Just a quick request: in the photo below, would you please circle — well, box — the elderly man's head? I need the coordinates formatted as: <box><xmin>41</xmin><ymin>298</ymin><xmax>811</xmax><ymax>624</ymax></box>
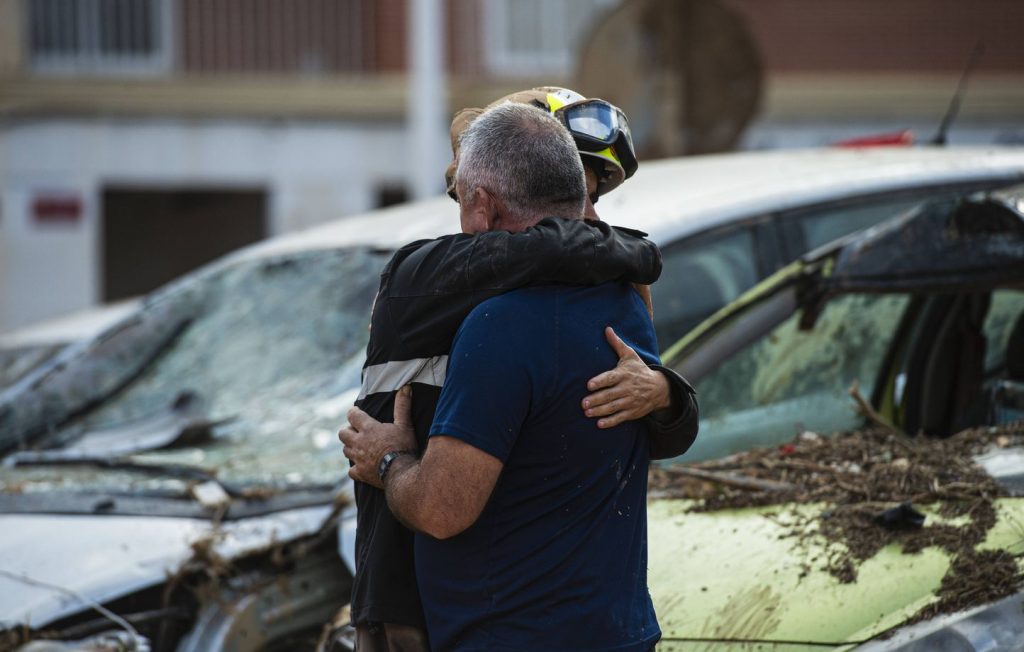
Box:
<box><xmin>455</xmin><ymin>102</ymin><xmax>586</xmax><ymax>234</ymax></box>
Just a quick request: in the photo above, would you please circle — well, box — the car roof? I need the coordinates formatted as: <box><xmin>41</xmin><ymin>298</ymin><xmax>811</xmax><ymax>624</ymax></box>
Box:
<box><xmin>241</xmin><ymin>145</ymin><xmax>1024</xmax><ymax>262</ymax></box>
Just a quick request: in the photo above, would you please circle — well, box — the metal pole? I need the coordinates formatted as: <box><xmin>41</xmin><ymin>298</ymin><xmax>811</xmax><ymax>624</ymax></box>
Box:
<box><xmin>408</xmin><ymin>0</ymin><xmax>447</xmax><ymax>200</ymax></box>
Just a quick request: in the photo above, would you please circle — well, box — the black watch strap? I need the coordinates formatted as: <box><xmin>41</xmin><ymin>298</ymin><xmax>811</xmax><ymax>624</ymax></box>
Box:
<box><xmin>378</xmin><ymin>450</ymin><xmax>413</xmax><ymax>482</ymax></box>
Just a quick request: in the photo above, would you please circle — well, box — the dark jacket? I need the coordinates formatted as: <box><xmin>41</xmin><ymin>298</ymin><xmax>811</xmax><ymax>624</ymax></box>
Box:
<box><xmin>350</xmin><ymin>217</ymin><xmax>698</xmax><ymax>627</ymax></box>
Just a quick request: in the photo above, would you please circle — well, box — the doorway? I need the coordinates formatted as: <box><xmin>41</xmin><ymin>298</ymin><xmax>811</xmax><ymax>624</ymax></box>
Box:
<box><xmin>102</xmin><ymin>186</ymin><xmax>267</xmax><ymax>301</ymax></box>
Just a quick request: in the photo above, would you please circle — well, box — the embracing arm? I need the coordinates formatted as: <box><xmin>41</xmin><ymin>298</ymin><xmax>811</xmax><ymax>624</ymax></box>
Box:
<box><xmin>387</xmin><ymin>218</ymin><xmax>662</xmax><ymax>364</ymax></box>
<box><xmin>582</xmin><ymin>327</ymin><xmax>699</xmax><ymax>459</ymax></box>
<box><xmin>390</xmin><ymin>219</ymin><xmax>660</xmax><ymax>304</ymax></box>
<box><xmin>339</xmin><ymin>382</ymin><xmax>503</xmax><ymax>539</ymax></box>
<box><xmin>640</xmin><ymin>365</ymin><xmax>699</xmax><ymax>459</ymax></box>
<box><xmin>384</xmin><ymin>436</ymin><xmax>502</xmax><ymax>540</ymax></box>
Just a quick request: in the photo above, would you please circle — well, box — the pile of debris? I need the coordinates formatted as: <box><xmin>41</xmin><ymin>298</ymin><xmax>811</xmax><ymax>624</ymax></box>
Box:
<box><xmin>649</xmin><ymin>421</ymin><xmax>1024</xmax><ymax>619</ymax></box>
<box><xmin>649</xmin><ymin>424</ymin><xmax>1018</xmax><ymax>511</ymax></box>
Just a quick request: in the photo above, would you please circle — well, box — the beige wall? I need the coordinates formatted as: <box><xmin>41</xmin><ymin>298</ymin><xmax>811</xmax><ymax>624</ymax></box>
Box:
<box><xmin>0</xmin><ymin>0</ymin><xmax>22</xmax><ymax>75</ymax></box>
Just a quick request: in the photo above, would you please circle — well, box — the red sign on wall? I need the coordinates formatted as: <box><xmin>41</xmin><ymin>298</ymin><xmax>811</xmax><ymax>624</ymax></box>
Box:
<box><xmin>32</xmin><ymin>195</ymin><xmax>83</xmax><ymax>225</ymax></box>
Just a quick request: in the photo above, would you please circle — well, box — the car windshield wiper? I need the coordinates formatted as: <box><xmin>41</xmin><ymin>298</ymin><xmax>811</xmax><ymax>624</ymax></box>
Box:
<box><xmin>5</xmin><ymin>455</ymin><xmax>237</xmax><ymax>491</ymax></box>
<box><xmin>5</xmin><ymin>391</ymin><xmax>231</xmax><ymax>466</ymax></box>
<box><xmin>0</xmin><ymin>456</ymin><xmax>342</xmax><ymax>520</ymax></box>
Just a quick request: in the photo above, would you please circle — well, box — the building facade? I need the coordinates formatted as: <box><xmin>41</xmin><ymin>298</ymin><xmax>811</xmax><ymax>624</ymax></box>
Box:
<box><xmin>0</xmin><ymin>0</ymin><xmax>618</xmax><ymax>332</ymax></box>
<box><xmin>1</xmin><ymin>0</ymin><xmax>1021</xmax><ymax>333</ymax></box>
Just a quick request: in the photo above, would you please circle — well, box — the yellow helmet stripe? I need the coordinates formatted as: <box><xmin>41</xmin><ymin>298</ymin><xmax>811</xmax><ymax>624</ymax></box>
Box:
<box><xmin>589</xmin><ymin>146</ymin><xmax>622</xmax><ymax>167</ymax></box>
<box><xmin>545</xmin><ymin>93</ymin><xmax>568</xmax><ymax>112</ymax></box>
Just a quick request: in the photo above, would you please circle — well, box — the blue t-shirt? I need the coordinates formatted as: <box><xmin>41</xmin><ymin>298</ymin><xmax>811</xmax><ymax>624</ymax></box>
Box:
<box><xmin>417</xmin><ymin>284</ymin><xmax>661</xmax><ymax>652</ymax></box>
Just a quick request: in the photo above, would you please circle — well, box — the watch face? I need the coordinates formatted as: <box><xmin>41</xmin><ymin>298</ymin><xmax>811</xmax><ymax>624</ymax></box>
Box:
<box><xmin>378</xmin><ymin>450</ymin><xmax>415</xmax><ymax>482</ymax></box>
<box><xmin>378</xmin><ymin>451</ymin><xmax>405</xmax><ymax>482</ymax></box>
<box><xmin>378</xmin><ymin>453</ymin><xmax>393</xmax><ymax>481</ymax></box>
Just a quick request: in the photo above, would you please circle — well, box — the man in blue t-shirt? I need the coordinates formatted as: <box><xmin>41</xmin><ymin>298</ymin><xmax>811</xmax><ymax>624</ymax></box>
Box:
<box><xmin>417</xmin><ymin>284</ymin><xmax>660</xmax><ymax>651</ymax></box>
<box><xmin>341</xmin><ymin>102</ymin><xmax>661</xmax><ymax>650</ymax></box>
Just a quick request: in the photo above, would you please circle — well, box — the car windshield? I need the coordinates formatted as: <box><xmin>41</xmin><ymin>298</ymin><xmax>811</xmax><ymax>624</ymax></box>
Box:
<box><xmin>671</xmin><ymin>283</ymin><xmax>1024</xmax><ymax>463</ymax></box>
<box><xmin>0</xmin><ymin>247</ymin><xmax>387</xmax><ymax>498</ymax></box>
<box><xmin>677</xmin><ymin>292</ymin><xmax>911</xmax><ymax>461</ymax></box>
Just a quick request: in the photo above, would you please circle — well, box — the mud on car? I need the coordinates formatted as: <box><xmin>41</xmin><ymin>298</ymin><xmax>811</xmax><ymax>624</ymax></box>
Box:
<box><xmin>651</xmin><ymin>184</ymin><xmax>1024</xmax><ymax>650</ymax></box>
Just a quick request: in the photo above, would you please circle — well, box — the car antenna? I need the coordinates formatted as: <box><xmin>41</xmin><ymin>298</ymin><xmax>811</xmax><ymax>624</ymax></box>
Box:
<box><xmin>931</xmin><ymin>40</ymin><xmax>985</xmax><ymax>146</ymax></box>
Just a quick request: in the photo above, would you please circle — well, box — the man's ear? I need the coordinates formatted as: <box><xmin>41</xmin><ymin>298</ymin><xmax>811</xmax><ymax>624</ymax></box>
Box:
<box><xmin>465</xmin><ymin>187</ymin><xmax>500</xmax><ymax>233</ymax></box>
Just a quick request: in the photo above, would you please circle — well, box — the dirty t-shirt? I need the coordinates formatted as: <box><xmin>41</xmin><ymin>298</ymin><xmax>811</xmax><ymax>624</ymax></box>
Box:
<box><xmin>418</xmin><ymin>284</ymin><xmax>661</xmax><ymax>652</ymax></box>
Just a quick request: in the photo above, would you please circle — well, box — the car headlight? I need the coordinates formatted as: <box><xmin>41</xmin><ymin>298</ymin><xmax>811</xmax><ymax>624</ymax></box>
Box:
<box><xmin>855</xmin><ymin>591</ymin><xmax>1024</xmax><ymax>651</ymax></box>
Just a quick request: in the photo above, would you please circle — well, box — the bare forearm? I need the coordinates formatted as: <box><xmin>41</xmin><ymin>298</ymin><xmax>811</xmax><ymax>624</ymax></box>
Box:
<box><xmin>384</xmin><ymin>449</ymin><xmax>491</xmax><ymax>540</ymax></box>
<box><xmin>383</xmin><ymin>455</ymin><xmax>434</xmax><ymax>534</ymax></box>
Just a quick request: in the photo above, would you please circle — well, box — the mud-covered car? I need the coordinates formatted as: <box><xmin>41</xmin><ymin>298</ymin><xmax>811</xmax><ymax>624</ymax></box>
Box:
<box><xmin>2</xmin><ymin>147</ymin><xmax>1024</xmax><ymax>651</ymax></box>
<box><xmin>651</xmin><ymin>184</ymin><xmax>1024</xmax><ymax>649</ymax></box>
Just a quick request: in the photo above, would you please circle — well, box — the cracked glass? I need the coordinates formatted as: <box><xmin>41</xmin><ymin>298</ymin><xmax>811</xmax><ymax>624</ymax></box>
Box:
<box><xmin>683</xmin><ymin>293</ymin><xmax>911</xmax><ymax>461</ymax></box>
<box><xmin>1</xmin><ymin>247</ymin><xmax>388</xmax><ymax>497</ymax></box>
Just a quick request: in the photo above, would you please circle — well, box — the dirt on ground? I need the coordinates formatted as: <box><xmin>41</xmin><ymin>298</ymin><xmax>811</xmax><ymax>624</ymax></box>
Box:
<box><xmin>648</xmin><ymin>421</ymin><xmax>1024</xmax><ymax>621</ymax></box>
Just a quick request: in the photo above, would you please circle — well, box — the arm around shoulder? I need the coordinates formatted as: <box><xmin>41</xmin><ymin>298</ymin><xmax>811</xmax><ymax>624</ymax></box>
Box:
<box><xmin>391</xmin><ymin>219</ymin><xmax>662</xmax><ymax>298</ymax></box>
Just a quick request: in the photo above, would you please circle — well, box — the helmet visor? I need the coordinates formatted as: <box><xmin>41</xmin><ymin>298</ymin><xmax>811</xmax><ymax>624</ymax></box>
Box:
<box><xmin>558</xmin><ymin>100</ymin><xmax>635</xmax><ymax>153</ymax></box>
<box><xmin>556</xmin><ymin>99</ymin><xmax>638</xmax><ymax>181</ymax></box>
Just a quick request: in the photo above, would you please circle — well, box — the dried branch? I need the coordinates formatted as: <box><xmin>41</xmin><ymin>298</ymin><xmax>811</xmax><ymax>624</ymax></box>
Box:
<box><xmin>848</xmin><ymin>379</ymin><xmax>906</xmax><ymax>436</ymax></box>
<box><xmin>662</xmin><ymin>466</ymin><xmax>796</xmax><ymax>492</ymax></box>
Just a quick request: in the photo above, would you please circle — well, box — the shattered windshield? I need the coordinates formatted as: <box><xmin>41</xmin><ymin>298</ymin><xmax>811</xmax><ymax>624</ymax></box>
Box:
<box><xmin>1</xmin><ymin>247</ymin><xmax>387</xmax><ymax>497</ymax></box>
<box><xmin>679</xmin><ymin>293</ymin><xmax>911</xmax><ymax>461</ymax></box>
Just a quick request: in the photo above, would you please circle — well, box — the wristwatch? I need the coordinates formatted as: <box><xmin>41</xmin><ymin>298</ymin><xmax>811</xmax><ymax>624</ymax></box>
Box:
<box><xmin>378</xmin><ymin>450</ymin><xmax>412</xmax><ymax>483</ymax></box>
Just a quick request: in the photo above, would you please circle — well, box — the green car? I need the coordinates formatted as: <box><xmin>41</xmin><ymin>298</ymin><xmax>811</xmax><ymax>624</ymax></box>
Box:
<box><xmin>649</xmin><ymin>185</ymin><xmax>1024</xmax><ymax>649</ymax></box>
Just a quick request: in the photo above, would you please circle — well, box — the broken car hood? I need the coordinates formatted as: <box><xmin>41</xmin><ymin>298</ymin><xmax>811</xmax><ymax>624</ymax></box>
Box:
<box><xmin>0</xmin><ymin>505</ymin><xmax>333</xmax><ymax>629</ymax></box>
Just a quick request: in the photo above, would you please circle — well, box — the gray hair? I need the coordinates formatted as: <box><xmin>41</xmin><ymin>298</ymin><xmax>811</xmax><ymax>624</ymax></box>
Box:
<box><xmin>455</xmin><ymin>102</ymin><xmax>586</xmax><ymax>224</ymax></box>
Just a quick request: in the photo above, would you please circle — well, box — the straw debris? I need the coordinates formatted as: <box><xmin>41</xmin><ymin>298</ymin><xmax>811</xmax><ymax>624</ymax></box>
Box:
<box><xmin>649</xmin><ymin>422</ymin><xmax>1024</xmax><ymax>620</ymax></box>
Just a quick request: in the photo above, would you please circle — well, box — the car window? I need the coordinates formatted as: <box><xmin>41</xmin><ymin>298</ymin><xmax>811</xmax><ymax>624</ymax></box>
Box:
<box><xmin>653</xmin><ymin>185</ymin><xmax>1016</xmax><ymax>351</ymax></box>
<box><xmin>652</xmin><ymin>226</ymin><xmax>760</xmax><ymax>349</ymax></box>
<box><xmin>793</xmin><ymin>187</ymin><xmax>1008</xmax><ymax>253</ymax></box>
<box><xmin>798</xmin><ymin>197</ymin><xmax>926</xmax><ymax>251</ymax></box>
<box><xmin>983</xmin><ymin>289</ymin><xmax>1024</xmax><ymax>374</ymax></box>
<box><xmin>678</xmin><ymin>293</ymin><xmax>910</xmax><ymax>461</ymax></box>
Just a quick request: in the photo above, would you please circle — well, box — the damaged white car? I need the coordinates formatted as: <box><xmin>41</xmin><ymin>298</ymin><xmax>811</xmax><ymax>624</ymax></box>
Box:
<box><xmin>0</xmin><ymin>244</ymin><xmax>387</xmax><ymax>650</ymax></box>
